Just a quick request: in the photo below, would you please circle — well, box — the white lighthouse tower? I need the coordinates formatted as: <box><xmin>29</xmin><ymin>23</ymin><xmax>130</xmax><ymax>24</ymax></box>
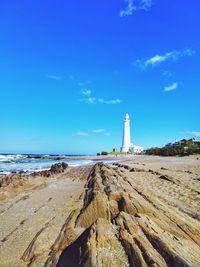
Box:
<box><xmin>120</xmin><ymin>112</ymin><xmax>144</xmax><ymax>154</ymax></box>
<box><xmin>121</xmin><ymin>113</ymin><xmax>132</xmax><ymax>152</ymax></box>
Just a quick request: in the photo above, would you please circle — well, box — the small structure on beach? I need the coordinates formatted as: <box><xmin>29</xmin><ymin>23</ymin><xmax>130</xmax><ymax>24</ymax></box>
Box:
<box><xmin>120</xmin><ymin>113</ymin><xmax>143</xmax><ymax>154</ymax></box>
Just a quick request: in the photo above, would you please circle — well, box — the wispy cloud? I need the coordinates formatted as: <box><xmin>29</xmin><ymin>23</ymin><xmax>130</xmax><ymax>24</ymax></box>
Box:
<box><xmin>75</xmin><ymin>131</ymin><xmax>90</xmax><ymax>137</ymax></box>
<box><xmin>80</xmin><ymin>97</ymin><xmax>96</xmax><ymax>104</ymax></box>
<box><xmin>120</xmin><ymin>0</ymin><xmax>152</xmax><ymax>17</ymax></box>
<box><xmin>79</xmin><ymin>90</ymin><xmax>122</xmax><ymax>105</ymax></box>
<box><xmin>134</xmin><ymin>49</ymin><xmax>195</xmax><ymax>70</ymax></box>
<box><xmin>78</xmin><ymin>80</ymin><xmax>91</xmax><ymax>87</ymax></box>
<box><xmin>97</xmin><ymin>98</ymin><xmax>122</xmax><ymax>104</ymax></box>
<box><xmin>80</xmin><ymin>98</ymin><xmax>122</xmax><ymax>105</ymax></box>
<box><xmin>93</xmin><ymin>129</ymin><xmax>105</xmax><ymax>133</ymax></box>
<box><xmin>82</xmin><ymin>89</ymin><xmax>92</xmax><ymax>96</ymax></box>
<box><xmin>186</xmin><ymin>131</ymin><xmax>200</xmax><ymax>137</ymax></box>
<box><xmin>164</xmin><ymin>82</ymin><xmax>178</xmax><ymax>92</ymax></box>
<box><xmin>46</xmin><ymin>74</ymin><xmax>61</xmax><ymax>80</ymax></box>
<box><xmin>74</xmin><ymin>129</ymin><xmax>111</xmax><ymax>137</ymax></box>
<box><xmin>162</xmin><ymin>70</ymin><xmax>174</xmax><ymax>77</ymax></box>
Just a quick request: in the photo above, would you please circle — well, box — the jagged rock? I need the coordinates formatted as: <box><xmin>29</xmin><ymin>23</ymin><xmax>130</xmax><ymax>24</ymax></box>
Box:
<box><xmin>0</xmin><ymin>163</ymin><xmax>69</xmax><ymax>187</ymax></box>
<box><xmin>32</xmin><ymin>162</ymin><xmax>68</xmax><ymax>177</ymax></box>
<box><xmin>43</xmin><ymin>163</ymin><xmax>200</xmax><ymax>267</ymax></box>
<box><xmin>50</xmin><ymin>162</ymin><xmax>68</xmax><ymax>172</ymax></box>
<box><xmin>57</xmin><ymin>218</ymin><xmax>130</xmax><ymax>267</ymax></box>
<box><xmin>0</xmin><ymin>173</ymin><xmax>26</xmax><ymax>188</ymax></box>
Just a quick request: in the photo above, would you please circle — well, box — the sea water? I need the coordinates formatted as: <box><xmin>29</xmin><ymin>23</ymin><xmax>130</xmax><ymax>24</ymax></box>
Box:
<box><xmin>0</xmin><ymin>154</ymin><xmax>116</xmax><ymax>175</ymax></box>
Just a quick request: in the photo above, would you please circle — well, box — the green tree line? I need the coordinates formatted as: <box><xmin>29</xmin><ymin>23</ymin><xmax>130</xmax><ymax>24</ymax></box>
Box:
<box><xmin>145</xmin><ymin>139</ymin><xmax>200</xmax><ymax>156</ymax></box>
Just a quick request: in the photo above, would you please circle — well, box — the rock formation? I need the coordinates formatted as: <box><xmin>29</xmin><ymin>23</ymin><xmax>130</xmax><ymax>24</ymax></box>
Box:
<box><xmin>44</xmin><ymin>163</ymin><xmax>200</xmax><ymax>267</ymax></box>
<box><xmin>0</xmin><ymin>173</ymin><xmax>27</xmax><ymax>188</ymax></box>
<box><xmin>32</xmin><ymin>162</ymin><xmax>68</xmax><ymax>177</ymax></box>
<box><xmin>0</xmin><ymin>163</ymin><xmax>68</xmax><ymax>190</ymax></box>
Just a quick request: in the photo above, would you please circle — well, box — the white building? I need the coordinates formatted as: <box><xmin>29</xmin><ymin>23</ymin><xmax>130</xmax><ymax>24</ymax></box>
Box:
<box><xmin>120</xmin><ymin>113</ymin><xmax>144</xmax><ymax>154</ymax></box>
<box><xmin>130</xmin><ymin>145</ymin><xmax>144</xmax><ymax>154</ymax></box>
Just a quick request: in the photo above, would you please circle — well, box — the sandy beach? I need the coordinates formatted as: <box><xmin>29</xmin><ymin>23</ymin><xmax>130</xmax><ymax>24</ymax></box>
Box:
<box><xmin>0</xmin><ymin>155</ymin><xmax>200</xmax><ymax>266</ymax></box>
<box><xmin>0</xmin><ymin>166</ymin><xmax>91</xmax><ymax>267</ymax></box>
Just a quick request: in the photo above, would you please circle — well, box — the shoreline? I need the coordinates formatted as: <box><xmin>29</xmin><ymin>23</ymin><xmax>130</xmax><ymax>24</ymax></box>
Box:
<box><xmin>0</xmin><ymin>154</ymin><xmax>199</xmax><ymax>177</ymax></box>
<box><xmin>0</xmin><ymin>154</ymin><xmax>125</xmax><ymax>177</ymax></box>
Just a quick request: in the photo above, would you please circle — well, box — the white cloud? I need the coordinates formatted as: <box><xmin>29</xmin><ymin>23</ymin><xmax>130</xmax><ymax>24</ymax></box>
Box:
<box><xmin>79</xmin><ymin>88</ymin><xmax>122</xmax><ymax>105</ymax></box>
<box><xmin>80</xmin><ymin>97</ymin><xmax>96</xmax><ymax>104</ymax></box>
<box><xmin>120</xmin><ymin>0</ymin><xmax>152</xmax><ymax>17</ymax></box>
<box><xmin>78</xmin><ymin>80</ymin><xmax>91</xmax><ymax>86</ymax></box>
<box><xmin>164</xmin><ymin>82</ymin><xmax>178</xmax><ymax>92</ymax></box>
<box><xmin>46</xmin><ymin>74</ymin><xmax>61</xmax><ymax>80</ymax></box>
<box><xmin>79</xmin><ymin>90</ymin><xmax>123</xmax><ymax>105</ymax></box>
<box><xmin>97</xmin><ymin>98</ymin><xmax>122</xmax><ymax>104</ymax></box>
<box><xmin>79</xmin><ymin>96</ymin><xmax>122</xmax><ymax>105</ymax></box>
<box><xmin>82</xmin><ymin>89</ymin><xmax>92</xmax><ymax>96</ymax></box>
<box><xmin>74</xmin><ymin>129</ymin><xmax>111</xmax><ymax>137</ymax></box>
<box><xmin>93</xmin><ymin>129</ymin><xmax>105</xmax><ymax>133</ymax></box>
<box><xmin>75</xmin><ymin>131</ymin><xmax>89</xmax><ymax>137</ymax></box>
<box><xmin>186</xmin><ymin>131</ymin><xmax>200</xmax><ymax>137</ymax></box>
<box><xmin>134</xmin><ymin>49</ymin><xmax>195</xmax><ymax>70</ymax></box>
<box><xmin>162</xmin><ymin>70</ymin><xmax>174</xmax><ymax>77</ymax></box>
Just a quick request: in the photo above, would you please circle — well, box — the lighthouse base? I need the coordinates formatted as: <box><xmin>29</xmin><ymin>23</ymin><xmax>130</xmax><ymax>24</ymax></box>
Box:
<box><xmin>121</xmin><ymin>144</ymin><xmax>144</xmax><ymax>154</ymax></box>
<box><xmin>120</xmin><ymin>144</ymin><xmax>134</xmax><ymax>153</ymax></box>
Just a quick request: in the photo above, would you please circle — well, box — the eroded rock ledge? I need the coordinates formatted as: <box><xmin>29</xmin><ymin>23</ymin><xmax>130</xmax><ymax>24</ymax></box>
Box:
<box><xmin>32</xmin><ymin>162</ymin><xmax>69</xmax><ymax>177</ymax></box>
<box><xmin>0</xmin><ymin>163</ymin><xmax>69</xmax><ymax>189</ymax></box>
<box><xmin>36</xmin><ymin>163</ymin><xmax>200</xmax><ymax>266</ymax></box>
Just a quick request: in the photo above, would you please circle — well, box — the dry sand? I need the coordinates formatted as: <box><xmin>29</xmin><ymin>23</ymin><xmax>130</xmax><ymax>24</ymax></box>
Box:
<box><xmin>0</xmin><ymin>167</ymin><xmax>91</xmax><ymax>267</ymax></box>
<box><xmin>116</xmin><ymin>155</ymin><xmax>200</xmax><ymax>220</ymax></box>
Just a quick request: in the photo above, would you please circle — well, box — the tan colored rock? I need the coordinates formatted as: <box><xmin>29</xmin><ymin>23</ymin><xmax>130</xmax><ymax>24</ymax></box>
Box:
<box><xmin>76</xmin><ymin>192</ymin><xmax>110</xmax><ymax>228</ymax></box>
<box><xmin>44</xmin><ymin>162</ymin><xmax>200</xmax><ymax>267</ymax></box>
<box><xmin>55</xmin><ymin>218</ymin><xmax>129</xmax><ymax>267</ymax></box>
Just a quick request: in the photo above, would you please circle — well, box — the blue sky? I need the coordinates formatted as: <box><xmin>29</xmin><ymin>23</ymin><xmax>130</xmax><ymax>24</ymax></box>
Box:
<box><xmin>0</xmin><ymin>0</ymin><xmax>200</xmax><ymax>155</ymax></box>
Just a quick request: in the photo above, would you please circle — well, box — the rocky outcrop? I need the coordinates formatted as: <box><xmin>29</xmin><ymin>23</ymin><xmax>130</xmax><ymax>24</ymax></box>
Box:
<box><xmin>32</xmin><ymin>162</ymin><xmax>68</xmax><ymax>177</ymax></box>
<box><xmin>0</xmin><ymin>163</ymin><xmax>68</xmax><ymax>189</ymax></box>
<box><xmin>50</xmin><ymin>162</ymin><xmax>68</xmax><ymax>173</ymax></box>
<box><xmin>44</xmin><ymin>163</ymin><xmax>200</xmax><ymax>267</ymax></box>
<box><xmin>0</xmin><ymin>173</ymin><xmax>27</xmax><ymax>188</ymax></box>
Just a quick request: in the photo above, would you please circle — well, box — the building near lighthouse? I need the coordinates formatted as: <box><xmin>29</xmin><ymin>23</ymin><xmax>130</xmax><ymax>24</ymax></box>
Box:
<box><xmin>120</xmin><ymin>113</ymin><xmax>144</xmax><ymax>154</ymax></box>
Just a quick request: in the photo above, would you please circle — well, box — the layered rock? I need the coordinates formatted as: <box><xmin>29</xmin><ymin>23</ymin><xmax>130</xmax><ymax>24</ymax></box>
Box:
<box><xmin>44</xmin><ymin>163</ymin><xmax>200</xmax><ymax>267</ymax></box>
<box><xmin>0</xmin><ymin>163</ymin><xmax>69</xmax><ymax>189</ymax></box>
<box><xmin>32</xmin><ymin>162</ymin><xmax>68</xmax><ymax>177</ymax></box>
<box><xmin>0</xmin><ymin>173</ymin><xmax>27</xmax><ymax>188</ymax></box>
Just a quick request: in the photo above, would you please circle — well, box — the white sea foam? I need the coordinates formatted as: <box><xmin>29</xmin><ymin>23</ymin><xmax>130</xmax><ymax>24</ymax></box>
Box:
<box><xmin>0</xmin><ymin>154</ymin><xmax>27</xmax><ymax>162</ymax></box>
<box><xmin>0</xmin><ymin>154</ymin><xmax>118</xmax><ymax>175</ymax></box>
<box><xmin>69</xmin><ymin>160</ymin><xmax>94</xmax><ymax>167</ymax></box>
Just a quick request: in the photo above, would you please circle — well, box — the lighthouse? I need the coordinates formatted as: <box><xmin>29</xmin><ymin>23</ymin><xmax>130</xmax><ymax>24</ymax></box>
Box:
<box><xmin>121</xmin><ymin>113</ymin><xmax>132</xmax><ymax>152</ymax></box>
<box><xmin>120</xmin><ymin>113</ymin><xmax>144</xmax><ymax>154</ymax></box>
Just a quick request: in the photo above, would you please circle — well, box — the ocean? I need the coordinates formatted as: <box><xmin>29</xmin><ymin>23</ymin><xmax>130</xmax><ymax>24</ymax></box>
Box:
<box><xmin>0</xmin><ymin>154</ymin><xmax>116</xmax><ymax>175</ymax></box>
